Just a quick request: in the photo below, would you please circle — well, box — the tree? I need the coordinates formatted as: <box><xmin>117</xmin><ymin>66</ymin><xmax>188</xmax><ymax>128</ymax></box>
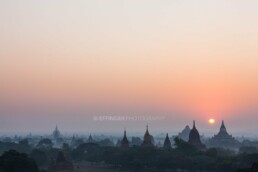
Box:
<box><xmin>30</xmin><ymin>149</ymin><xmax>48</xmax><ymax>168</ymax></box>
<box><xmin>98</xmin><ymin>139</ymin><xmax>115</xmax><ymax>147</ymax></box>
<box><xmin>0</xmin><ymin>150</ymin><xmax>38</xmax><ymax>172</ymax></box>
<box><xmin>174</xmin><ymin>136</ymin><xmax>197</xmax><ymax>154</ymax></box>
<box><xmin>239</xmin><ymin>146</ymin><xmax>258</xmax><ymax>154</ymax></box>
<box><xmin>19</xmin><ymin>139</ymin><xmax>29</xmax><ymax>146</ymax></box>
<box><xmin>37</xmin><ymin>138</ymin><xmax>53</xmax><ymax>148</ymax></box>
<box><xmin>205</xmin><ymin>148</ymin><xmax>218</xmax><ymax>157</ymax></box>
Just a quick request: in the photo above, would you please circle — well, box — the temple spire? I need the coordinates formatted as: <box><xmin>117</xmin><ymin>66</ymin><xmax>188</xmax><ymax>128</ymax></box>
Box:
<box><xmin>210</xmin><ymin>120</ymin><xmax>238</xmax><ymax>149</ymax></box>
<box><xmin>121</xmin><ymin>129</ymin><xmax>129</xmax><ymax>148</ymax></box>
<box><xmin>145</xmin><ymin>125</ymin><xmax>150</xmax><ymax>135</ymax></box>
<box><xmin>88</xmin><ymin>133</ymin><xmax>93</xmax><ymax>143</ymax></box>
<box><xmin>222</xmin><ymin>120</ymin><xmax>225</xmax><ymax>127</ymax></box>
<box><xmin>142</xmin><ymin>125</ymin><xmax>154</xmax><ymax>147</ymax></box>
<box><xmin>163</xmin><ymin>133</ymin><xmax>172</xmax><ymax>149</ymax></box>
<box><xmin>188</xmin><ymin>120</ymin><xmax>205</xmax><ymax>149</ymax></box>
<box><xmin>220</xmin><ymin>120</ymin><xmax>228</xmax><ymax>134</ymax></box>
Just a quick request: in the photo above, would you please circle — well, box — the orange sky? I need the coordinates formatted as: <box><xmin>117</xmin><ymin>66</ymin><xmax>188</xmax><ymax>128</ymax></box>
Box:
<box><xmin>0</xmin><ymin>0</ymin><xmax>258</xmax><ymax>134</ymax></box>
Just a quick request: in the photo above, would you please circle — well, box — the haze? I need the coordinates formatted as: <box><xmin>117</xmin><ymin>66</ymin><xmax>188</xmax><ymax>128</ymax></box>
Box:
<box><xmin>0</xmin><ymin>0</ymin><xmax>258</xmax><ymax>135</ymax></box>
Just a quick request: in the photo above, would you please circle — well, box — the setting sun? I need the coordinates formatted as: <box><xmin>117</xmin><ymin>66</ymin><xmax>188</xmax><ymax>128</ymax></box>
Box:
<box><xmin>209</xmin><ymin>119</ymin><xmax>215</xmax><ymax>124</ymax></box>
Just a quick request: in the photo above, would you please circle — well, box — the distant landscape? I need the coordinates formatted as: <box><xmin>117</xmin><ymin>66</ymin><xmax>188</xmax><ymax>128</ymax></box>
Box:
<box><xmin>1</xmin><ymin>0</ymin><xmax>258</xmax><ymax>172</ymax></box>
<box><xmin>1</xmin><ymin>122</ymin><xmax>258</xmax><ymax>172</ymax></box>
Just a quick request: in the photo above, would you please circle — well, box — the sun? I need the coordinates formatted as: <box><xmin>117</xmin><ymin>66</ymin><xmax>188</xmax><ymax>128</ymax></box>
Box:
<box><xmin>209</xmin><ymin>118</ymin><xmax>215</xmax><ymax>124</ymax></box>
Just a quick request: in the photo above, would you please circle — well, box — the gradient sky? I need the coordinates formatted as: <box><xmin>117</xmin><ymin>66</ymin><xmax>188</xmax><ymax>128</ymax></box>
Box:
<box><xmin>1</xmin><ymin>0</ymin><xmax>258</xmax><ymax>135</ymax></box>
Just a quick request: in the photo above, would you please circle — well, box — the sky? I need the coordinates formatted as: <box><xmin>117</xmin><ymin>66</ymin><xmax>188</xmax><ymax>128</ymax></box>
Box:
<box><xmin>0</xmin><ymin>0</ymin><xmax>258</xmax><ymax>136</ymax></box>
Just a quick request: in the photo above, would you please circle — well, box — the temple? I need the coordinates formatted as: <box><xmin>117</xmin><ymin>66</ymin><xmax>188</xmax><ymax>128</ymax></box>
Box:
<box><xmin>141</xmin><ymin>125</ymin><xmax>154</xmax><ymax>147</ymax></box>
<box><xmin>88</xmin><ymin>134</ymin><xmax>93</xmax><ymax>143</ymax></box>
<box><xmin>208</xmin><ymin>120</ymin><xmax>239</xmax><ymax>149</ymax></box>
<box><xmin>48</xmin><ymin>151</ymin><xmax>74</xmax><ymax>172</ymax></box>
<box><xmin>52</xmin><ymin>125</ymin><xmax>61</xmax><ymax>140</ymax></box>
<box><xmin>188</xmin><ymin>121</ymin><xmax>206</xmax><ymax>149</ymax></box>
<box><xmin>52</xmin><ymin>125</ymin><xmax>64</xmax><ymax>146</ymax></box>
<box><xmin>120</xmin><ymin>130</ymin><xmax>129</xmax><ymax>148</ymax></box>
<box><xmin>178</xmin><ymin>125</ymin><xmax>191</xmax><ymax>141</ymax></box>
<box><xmin>163</xmin><ymin>133</ymin><xmax>172</xmax><ymax>149</ymax></box>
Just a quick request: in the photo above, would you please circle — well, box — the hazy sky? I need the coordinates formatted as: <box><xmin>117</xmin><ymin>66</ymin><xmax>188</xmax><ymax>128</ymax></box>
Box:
<box><xmin>1</xmin><ymin>0</ymin><xmax>258</xmax><ymax>135</ymax></box>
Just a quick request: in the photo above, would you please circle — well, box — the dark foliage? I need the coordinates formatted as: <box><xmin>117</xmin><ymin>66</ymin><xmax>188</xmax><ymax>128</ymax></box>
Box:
<box><xmin>0</xmin><ymin>150</ymin><xmax>38</xmax><ymax>172</ymax></box>
<box><xmin>1</xmin><ymin>138</ymin><xmax>258</xmax><ymax>172</ymax></box>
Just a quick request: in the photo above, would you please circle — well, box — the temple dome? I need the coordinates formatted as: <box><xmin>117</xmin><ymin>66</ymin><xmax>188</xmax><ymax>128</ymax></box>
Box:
<box><xmin>121</xmin><ymin>130</ymin><xmax>129</xmax><ymax>148</ymax></box>
<box><xmin>144</xmin><ymin>126</ymin><xmax>151</xmax><ymax>142</ymax></box>
<box><xmin>178</xmin><ymin>125</ymin><xmax>191</xmax><ymax>141</ymax></box>
<box><xmin>48</xmin><ymin>151</ymin><xmax>74</xmax><ymax>172</ymax></box>
<box><xmin>163</xmin><ymin>133</ymin><xmax>172</xmax><ymax>149</ymax></box>
<box><xmin>188</xmin><ymin>121</ymin><xmax>205</xmax><ymax>149</ymax></box>
<box><xmin>189</xmin><ymin>121</ymin><xmax>201</xmax><ymax>143</ymax></box>
<box><xmin>141</xmin><ymin>125</ymin><xmax>154</xmax><ymax>147</ymax></box>
<box><xmin>52</xmin><ymin>126</ymin><xmax>61</xmax><ymax>140</ymax></box>
<box><xmin>208</xmin><ymin>120</ymin><xmax>239</xmax><ymax>149</ymax></box>
<box><xmin>88</xmin><ymin>134</ymin><xmax>94</xmax><ymax>143</ymax></box>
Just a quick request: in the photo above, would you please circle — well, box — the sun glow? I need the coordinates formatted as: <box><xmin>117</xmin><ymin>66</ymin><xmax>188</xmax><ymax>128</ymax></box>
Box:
<box><xmin>209</xmin><ymin>118</ymin><xmax>215</xmax><ymax>124</ymax></box>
